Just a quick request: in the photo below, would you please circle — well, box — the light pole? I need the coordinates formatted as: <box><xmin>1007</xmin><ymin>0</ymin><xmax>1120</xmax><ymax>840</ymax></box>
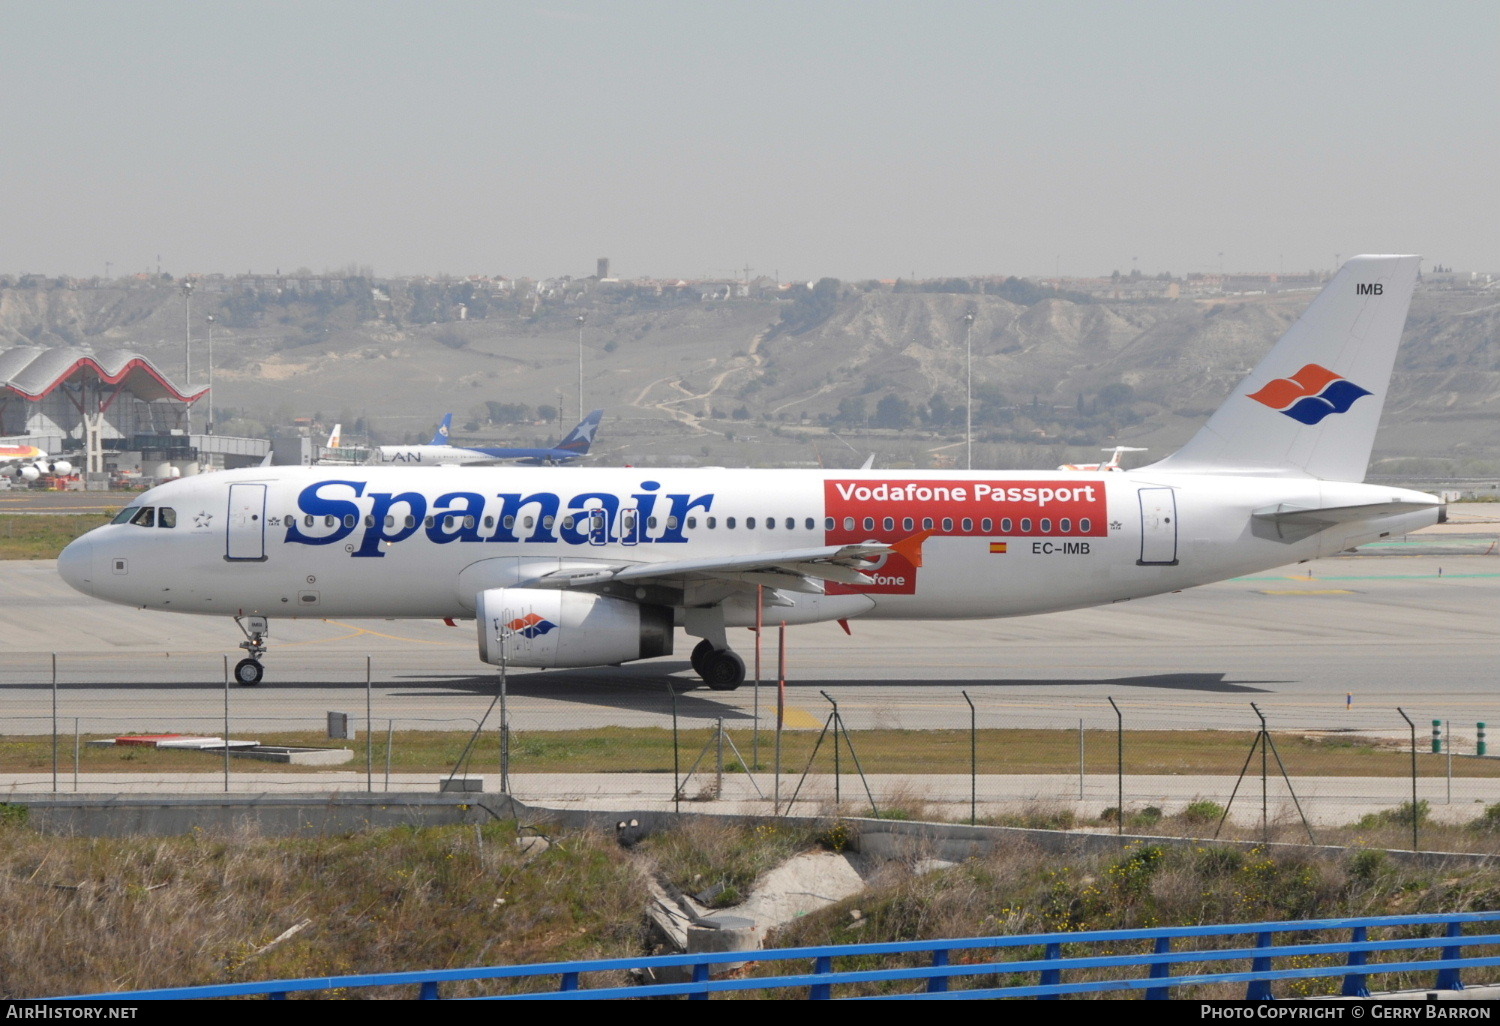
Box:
<box><xmin>962</xmin><ymin>311</ymin><xmax>975</xmax><ymax>470</ymax></box>
<box><xmin>181</xmin><ymin>280</ymin><xmax>194</xmax><ymax>433</ymax></box>
<box><xmin>575</xmin><ymin>314</ymin><xmax>586</xmax><ymax>424</ymax></box>
<box><xmin>205</xmin><ymin>315</ymin><xmax>216</xmax><ymax>433</ymax></box>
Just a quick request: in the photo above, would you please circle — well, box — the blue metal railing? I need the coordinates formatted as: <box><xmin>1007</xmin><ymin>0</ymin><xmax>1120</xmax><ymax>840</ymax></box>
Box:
<box><xmin>57</xmin><ymin>911</ymin><xmax>1500</xmax><ymax>1001</ymax></box>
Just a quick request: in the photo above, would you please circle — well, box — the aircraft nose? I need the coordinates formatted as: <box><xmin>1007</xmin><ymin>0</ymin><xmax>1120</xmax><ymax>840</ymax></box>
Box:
<box><xmin>57</xmin><ymin>532</ymin><xmax>94</xmax><ymax>595</ymax></box>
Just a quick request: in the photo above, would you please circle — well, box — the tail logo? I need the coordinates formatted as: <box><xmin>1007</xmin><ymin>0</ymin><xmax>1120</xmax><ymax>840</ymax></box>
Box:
<box><xmin>505</xmin><ymin>613</ymin><xmax>557</xmax><ymax>639</ymax></box>
<box><xmin>1246</xmin><ymin>364</ymin><xmax>1372</xmax><ymax>425</ymax></box>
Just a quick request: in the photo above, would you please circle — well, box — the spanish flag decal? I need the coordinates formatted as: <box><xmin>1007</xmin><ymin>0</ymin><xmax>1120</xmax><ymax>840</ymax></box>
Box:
<box><xmin>989</xmin><ymin>542</ymin><xmax>1008</xmax><ymax>554</ymax></box>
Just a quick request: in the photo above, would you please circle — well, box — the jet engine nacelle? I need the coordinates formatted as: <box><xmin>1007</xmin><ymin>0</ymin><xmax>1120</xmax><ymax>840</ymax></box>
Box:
<box><xmin>19</xmin><ymin>465</ymin><xmax>41</xmax><ymax>481</ymax></box>
<box><xmin>474</xmin><ymin>588</ymin><xmax>673</xmax><ymax>669</ymax></box>
<box><xmin>51</xmin><ymin>460</ymin><xmax>72</xmax><ymax>476</ymax></box>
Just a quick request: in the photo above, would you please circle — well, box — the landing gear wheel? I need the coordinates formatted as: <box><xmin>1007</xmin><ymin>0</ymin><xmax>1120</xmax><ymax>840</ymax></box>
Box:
<box><xmin>690</xmin><ymin>639</ymin><xmax>715</xmax><ymax>677</ymax></box>
<box><xmin>701</xmin><ymin>649</ymin><xmax>746</xmax><ymax>691</ymax></box>
<box><xmin>233</xmin><ymin>658</ymin><xmax>264</xmax><ymax>686</ymax></box>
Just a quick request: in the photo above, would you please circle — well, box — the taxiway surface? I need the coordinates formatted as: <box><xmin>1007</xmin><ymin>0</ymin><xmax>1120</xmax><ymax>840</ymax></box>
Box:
<box><xmin>4</xmin><ymin>547</ymin><xmax>1497</xmax><ymax>736</ymax></box>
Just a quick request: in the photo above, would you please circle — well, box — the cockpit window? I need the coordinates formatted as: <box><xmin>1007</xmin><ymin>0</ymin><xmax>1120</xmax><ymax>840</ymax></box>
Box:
<box><xmin>129</xmin><ymin>507</ymin><xmax>156</xmax><ymax>528</ymax></box>
<box><xmin>112</xmin><ymin>507</ymin><xmax>140</xmax><ymax>525</ymax></box>
<box><xmin>158</xmin><ymin>507</ymin><xmax>176</xmax><ymax>529</ymax></box>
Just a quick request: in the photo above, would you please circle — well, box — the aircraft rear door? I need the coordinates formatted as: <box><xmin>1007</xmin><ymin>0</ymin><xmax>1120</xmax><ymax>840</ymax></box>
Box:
<box><xmin>1136</xmin><ymin>487</ymin><xmax>1178</xmax><ymax>566</ymax></box>
<box><xmin>226</xmin><ymin>483</ymin><xmax>268</xmax><ymax>562</ymax></box>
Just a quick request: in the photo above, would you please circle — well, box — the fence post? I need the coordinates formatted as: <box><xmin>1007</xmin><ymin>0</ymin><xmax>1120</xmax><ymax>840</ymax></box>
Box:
<box><xmin>927</xmin><ymin>948</ymin><xmax>950</xmax><ymax>993</ymax></box>
<box><xmin>365</xmin><ymin>656</ymin><xmax>373</xmax><ymax>792</ymax></box>
<box><xmin>1398</xmin><ymin>707</ymin><xmax>1418</xmax><ymax>852</ymax></box>
<box><xmin>418</xmin><ymin>980</ymin><xmax>439</xmax><ymax>999</ymax></box>
<box><xmin>1108</xmin><ymin>697</ymin><xmax>1123</xmax><ymax>836</ymax></box>
<box><xmin>51</xmin><ymin>653</ymin><xmax>58</xmax><ymax>793</ymax></box>
<box><xmin>1341</xmin><ymin>925</ymin><xmax>1370</xmax><ymax>997</ymax></box>
<box><xmin>222</xmin><ymin>655</ymin><xmax>230</xmax><ymax>793</ymax></box>
<box><xmin>1436</xmin><ymin>920</ymin><xmax>1465</xmax><ymax>991</ymax></box>
<box><xmin>962</xmin><ymin>691</ymin><xmax>976</xmax><ymax>825</ymax></box>
<box><xmin>810</xmin><ymin>955</ymin><xmax>832</xmax><ymax>1000</ymax></box>
<box><xmin>1146</xmin><ymin>935</ymin><xmax>1172</xmax><ymax>1000</ymax></box>
<box><xmin>1246</xmin><ymin>931</ymin><xmax>1275</xmax><ymax>1000</ymax></box>
<box><xmin>691</xmin><ymin>961</ymin><xmax>710</xmax><ymax>1000</ymax></box>
<box><xmin>1039</xmin><ymin>941</ymin><xmax>1062</xmax><ymax>999</ymax></box>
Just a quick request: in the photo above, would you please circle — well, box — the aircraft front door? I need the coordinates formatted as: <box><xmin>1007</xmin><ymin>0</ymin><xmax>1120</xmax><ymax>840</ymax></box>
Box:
<box><xmin>1136</xmin><ymin>487</ymin><xmax>1178</xmax><ymax>566</ymax></box>
<box><xmin>620</xmin><ymin>508</ymin><xmax>640</xmax><ymax>546</ymax></box>
<box><xmin>226</xmin><ymin>483</ymin><xmax>268</xmax><ymax>562</ymax></box>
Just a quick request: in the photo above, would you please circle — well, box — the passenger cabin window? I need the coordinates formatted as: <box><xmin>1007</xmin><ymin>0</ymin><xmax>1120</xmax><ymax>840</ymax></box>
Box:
<box><xmin>787</xmin><ymin>518</ymin><xmax>796</xmax><ymax>530</ymax></box>
<box><xmin>765</xmin><ymin>517</ymin><xmax>774</xmax><ymax>529</ymax></box>
<box><xmin>746</xmin><ymin>517</ymin><xmax>757</xmax><ymax>529</ymax></box>
<box><xmin>903</xmin><ymin>517</ymin><xmax>914</xmax><ymax>531</ymax></box>
<box><xmin>726</xmin><ymin>517</ymin><xmax>736</xmax><ymax>529</ymax></box>
<box><xmin>158</xmin><ymin>508</ymin><xmax>176</xmax><ymax>528</ymax></box>
<box><xmin>706</xmin><ymin>516</ymin><xmax>716</xmax><ymax>529</ymax></box>
<box><xmin>805</xmin><ymin>518</ymin><xmax>814</xmax><ymax>530</ymax></box>
<box><xmin>883</xmin><ymin>517</ymin><xmax>894</xmax><ymax>531</ymax></box>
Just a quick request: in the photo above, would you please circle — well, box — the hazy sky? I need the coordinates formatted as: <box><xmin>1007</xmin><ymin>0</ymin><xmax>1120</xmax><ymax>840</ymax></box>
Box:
<box><xmin>3</xmin><ymin>1</ymin><xmax>1494</xmax><ymax>281</ymax></box>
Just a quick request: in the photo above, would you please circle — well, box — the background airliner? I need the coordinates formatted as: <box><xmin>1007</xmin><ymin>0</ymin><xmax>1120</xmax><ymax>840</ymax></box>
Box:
<box><xmin>371</xmin><ymin>410</ymin><xmax>604</xmax><ymax>466</ymax></box>
<box><xmin>58</xmin><ymin>256</ymin><xmax>1440</xmax><ymax>688</ymax></box>
<box><xmin>0</xmin><ymin>443</ymin><xmax>72</xmax><ymax>483</ymax></box>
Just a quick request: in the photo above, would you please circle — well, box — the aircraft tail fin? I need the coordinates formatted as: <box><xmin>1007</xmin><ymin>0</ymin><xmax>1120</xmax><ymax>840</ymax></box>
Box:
<box><xmin>555</xmin><ymin>409</ymin><xmax>604</xmax><ymax>455</ymax></box>
<box><xmin>326</xmin><ymin>424</ymin><xmax>341</xmax><ymax>449</ymax></box>
<box><xmin>1148</xmin><ymin>254</ymin><xmax>1420</xmax><ymax>482</ymax></box>
<box><xmin>428</xmin><ymin>414</ymin><xmax>454</xmax><ymax>447</ymax></box>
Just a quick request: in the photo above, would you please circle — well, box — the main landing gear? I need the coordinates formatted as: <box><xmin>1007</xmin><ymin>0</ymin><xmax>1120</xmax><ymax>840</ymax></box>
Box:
<box><xmin>233</xmin><ymin>615</ymin><xmax>268</xmax><ymax>686</ymax></box>
<box><xmin>690</xmin><ymin>638</ymin><xmax>746</xmax><ymax>691</ymax></box>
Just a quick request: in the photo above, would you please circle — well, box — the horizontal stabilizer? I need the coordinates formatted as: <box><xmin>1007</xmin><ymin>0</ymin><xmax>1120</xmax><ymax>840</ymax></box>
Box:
<box><xmin>1252</xmin><ymin>499</ymin><xmax>1440</xmax><ymax>526</ymax></box>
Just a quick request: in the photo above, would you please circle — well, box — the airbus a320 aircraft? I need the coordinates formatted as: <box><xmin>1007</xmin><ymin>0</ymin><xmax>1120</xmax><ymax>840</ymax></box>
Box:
<box><xmin>58</xmin><ymin>256</ymin><xmax>1441</xmax><ymax>688</ymax></box>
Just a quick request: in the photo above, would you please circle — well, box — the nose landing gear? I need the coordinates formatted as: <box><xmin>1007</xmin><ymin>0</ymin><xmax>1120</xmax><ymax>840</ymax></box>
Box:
<box><xmin>233</xmin><ymin>615</ymin><xmax>269</xmax><ymax>686</ymax></box>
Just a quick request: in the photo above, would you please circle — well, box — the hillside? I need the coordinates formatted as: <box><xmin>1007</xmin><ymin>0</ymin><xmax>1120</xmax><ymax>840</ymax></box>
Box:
<box><xmin>1</xmin><ymin>281</ymin><xmax>1495</xmax><ymax>473</ymax></box>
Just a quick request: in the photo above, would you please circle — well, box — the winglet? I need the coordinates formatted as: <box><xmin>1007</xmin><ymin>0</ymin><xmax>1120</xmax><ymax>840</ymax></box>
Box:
<box><xmin>890</xmin><ymin>529</ymin><xmax>935</xmax><ymax>569</ymax></box>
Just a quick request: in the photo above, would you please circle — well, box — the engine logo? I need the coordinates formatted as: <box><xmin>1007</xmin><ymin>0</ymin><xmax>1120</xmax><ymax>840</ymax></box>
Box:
<box><xmin>506</xmin><ymin>612</ymin><xmax>558</xmax><ymax>639</ymax></box>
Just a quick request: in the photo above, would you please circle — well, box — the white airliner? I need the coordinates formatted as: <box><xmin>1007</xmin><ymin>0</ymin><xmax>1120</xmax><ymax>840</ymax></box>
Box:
<box><xmin>371</xmin><ymin>410</ymin><xmax>604</xmax><ymax>467</ymax></box>
<box><xmin>58</xmin><ymin>256</ymin><xmax>1441</xmax><ymax>688</ymax></box>
<box><xmin>0</xmin><ymin>444</ymin><xmax>72</xmax><ymax>482</ymax></box>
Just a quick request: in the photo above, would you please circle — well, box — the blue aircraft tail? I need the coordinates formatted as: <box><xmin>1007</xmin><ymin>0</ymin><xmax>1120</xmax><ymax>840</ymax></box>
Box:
<box><xmin>428</xmin><ymin>414</ymin><xmax>454</xmax><ymax>447</ymax></box>
<box><xmin>555</xmin><ymin>409</ymin><xmax>604</xmax><ymax>455</ymax></box>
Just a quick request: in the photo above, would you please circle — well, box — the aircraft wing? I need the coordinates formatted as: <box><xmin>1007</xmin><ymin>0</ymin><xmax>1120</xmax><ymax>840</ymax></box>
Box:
<box><xmin>529</xmin><ymin>533</ymin><xmax>932</xmax><ymax>593</ymax></box>
<box><xmin>1252</xmin><ymin>499</ymin><xmax>1441</xmax><ymax>526</ymax></box>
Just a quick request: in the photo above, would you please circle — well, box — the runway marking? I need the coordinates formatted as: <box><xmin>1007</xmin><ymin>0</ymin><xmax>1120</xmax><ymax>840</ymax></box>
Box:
<box><xmin>780</xmin><ymin>706</ymin><xmax>823</xmax><ymax>729</ymax></box>
<box><xmin>1257</xmin><ymin>589</ymin><xmax>1355</xmax><ymax>596</ymax></box>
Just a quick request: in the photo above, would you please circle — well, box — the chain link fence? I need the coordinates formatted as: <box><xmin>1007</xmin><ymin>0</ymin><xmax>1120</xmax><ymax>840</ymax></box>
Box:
<box><xmin>5</xmin><ymin>653</ymin><xmax>1500</xmax><ymax>847</ymax></box>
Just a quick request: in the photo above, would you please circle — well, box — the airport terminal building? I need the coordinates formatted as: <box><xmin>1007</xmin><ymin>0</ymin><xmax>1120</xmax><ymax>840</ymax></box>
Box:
<box><xmin>0</xmin><ymin>346</ymin><xmax>267</xmax><ymax>485</ymax></box>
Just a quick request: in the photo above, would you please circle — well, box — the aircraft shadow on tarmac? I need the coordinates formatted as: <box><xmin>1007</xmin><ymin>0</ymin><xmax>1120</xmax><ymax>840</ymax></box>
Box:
<box><xmin>371</xmin><ymin>667</ymin><xmax>1283</xmax><ymax>722</ymax></box>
